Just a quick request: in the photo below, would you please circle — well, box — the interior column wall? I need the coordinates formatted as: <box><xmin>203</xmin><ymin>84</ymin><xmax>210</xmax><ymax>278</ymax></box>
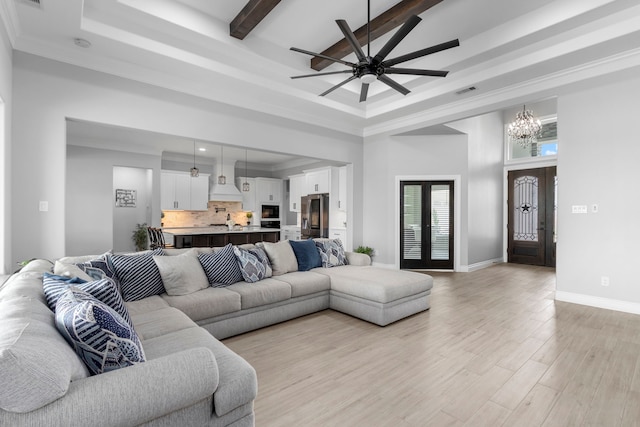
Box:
<box><xmin>0</xmin><ymin>18</ymin><xmax>12</xmax><ymax>275</ymax></box>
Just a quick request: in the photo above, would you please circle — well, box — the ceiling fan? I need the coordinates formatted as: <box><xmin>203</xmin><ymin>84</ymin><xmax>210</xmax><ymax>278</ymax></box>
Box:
<box><xmin>290</xmin><ymin>1</ymin><xmax>459</xmax><ymax>102</ymax></box>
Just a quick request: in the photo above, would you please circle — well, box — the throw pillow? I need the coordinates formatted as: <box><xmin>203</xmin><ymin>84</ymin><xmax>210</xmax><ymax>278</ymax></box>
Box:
<box><xmin>314</xmin><ymin>238</ymin><xmax>348</xmax><ymax>267</ymax></box>
<box><xmin>53</xmin><ymin>261</ymin><xmax>94</xmax><ymax>282</ymax></box>
<box><xmin>260</xmin><ymin>240</ymin><xmax>298</xmax><ymax>276</ymax></box>
<box><xmin>234</xmin><ymin>246</ymin><xmax>267</xmax><ymax>283</ymax></box>
<box><xmin>251</xmin><ymin>247</ymin><xmax>272</xmax><ymax>278</ymax></box>
<box><xmin>42</xmin><ymin>273</ymin><xmax>133</xmax><ymax>327</ymax></box>
<box><xmin>108</xmin><ymin>249</ymin><xmax>165</xmax><ymax>301</ymax></box>
<box><xmin>72</xmin><ymin>252</ymin><xmax>118</xmax><ymax>283</ymax></box>
<box><xmin>198</xmin><ymin>243</ymin><xmax>244</xmax><ymax>287</ymax></box>
<box><xmin>289</xmin><ymin>239</ymin><xmax>323</xmax><ymax>271</ymax></box>
<box><xmin>54</xmin><ymin>287</ymin><xmax>146</xmax><ymax>375</ymax></box>
<box><xmin>153</xmin><ymin>249</ymin><xmax>209</xmax><ymax>296</ymax></box>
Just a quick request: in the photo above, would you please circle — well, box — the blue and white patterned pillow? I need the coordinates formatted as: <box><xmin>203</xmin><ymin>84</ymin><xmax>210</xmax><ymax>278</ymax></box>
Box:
<box><xmin>43</xmin><ymin>273</ymin><xmax>133</xmax><ymax>327</ymax></box>
<box><xmin>198</xmin><ymin>244</ymin><xmax>244</xmax><ymax>287</ymax></box>
<box><xmin>54</xmin><ymin>287</ymin><xmax>146</xmax><ymax>375</ymax></box>
<box><xmin>108</xmin><ymin>249</ymin><xmax>165</xmax><ymax>302</ymax></box>
<box><xmin>75</xmin><ymin>252</ymin><xmax>118</xmax><ymax>283</ymax></box>
<box><xmin>251</xmin><ymin>247</ymin><xmax>272</xmax><ymax>278</ymax></box>
<box><xmin>314</xmin><ymin>239</ymin><xmax>348</xmax><ymax>268</ymax></box>
<box><xmin>234</xmin><ymin>247</ymin><xmax>267</xmax><ymax>283</ymax></box>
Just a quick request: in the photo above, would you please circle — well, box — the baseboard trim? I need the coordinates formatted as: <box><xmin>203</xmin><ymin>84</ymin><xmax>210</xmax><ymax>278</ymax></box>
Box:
<box><xmin>555</xmin><ymin>291</ymin><xmax>640</xmax><ymax>315</ymax></box>
<box><xmin>459</xmin><ymin>258</ymin><xmax>504</xmax><ymax>273</ymax></box>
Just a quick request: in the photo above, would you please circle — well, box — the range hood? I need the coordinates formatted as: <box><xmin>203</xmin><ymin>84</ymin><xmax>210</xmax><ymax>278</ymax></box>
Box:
<box><xmin>209</xmin><ymin>158</ymin><xmax>243</xmax><ymax>202</ymax></box>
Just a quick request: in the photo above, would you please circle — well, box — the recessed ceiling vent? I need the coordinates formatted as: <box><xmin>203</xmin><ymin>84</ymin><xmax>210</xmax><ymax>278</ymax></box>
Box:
<box><xmin>18</xmin><ymin>0</ymin><xmax>42</xmax><ymax>8</ymax></box>
<box><xmin>455</xmin><ymin>86</ymin><xmax>477</xmax><ymax>95</ymax></box>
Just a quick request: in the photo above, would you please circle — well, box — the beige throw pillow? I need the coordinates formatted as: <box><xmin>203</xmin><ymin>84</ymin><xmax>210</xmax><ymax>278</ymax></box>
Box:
<box><xmin>261</xmin><ymin>241</ymin><xmax>298</xmax><ymax>276</ymax></box>
<box><xmin>153</xmin><ymin>249</ymin><xmax>209</xmax><ymax>296</ymax></box>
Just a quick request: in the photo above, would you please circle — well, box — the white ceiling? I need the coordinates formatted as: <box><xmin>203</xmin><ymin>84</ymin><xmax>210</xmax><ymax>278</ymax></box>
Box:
<box><xmin>4</xmin><ymin>0</ymin><xmax>640</xmax><ymax>141</ymax></box>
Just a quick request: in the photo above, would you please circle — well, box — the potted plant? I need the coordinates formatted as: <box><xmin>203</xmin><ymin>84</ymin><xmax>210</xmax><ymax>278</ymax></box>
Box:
<box><xmin>132</xmin><ymin>223</ymin><xmax>149</xmax><ymax>251</ymax></box>
<box><xmin>246</xmin><ymin>211</ymin><xmax>253</xmax><ymax>226</ymax></box>
<box><xmin>354</xmin><ymin>245</ymin><xmax>374</xmax><ymax>258</ymax></box>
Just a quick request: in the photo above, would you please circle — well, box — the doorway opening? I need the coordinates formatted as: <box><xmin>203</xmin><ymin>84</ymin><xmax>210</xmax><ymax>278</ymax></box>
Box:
<box><xmin>400</xmin><ymin>180</ymin><xmax>454</xmax><ymax>270</ymax></box>
<box><xmin>507</xmin><ymin>166</ymin><xmax>557</xmax><ymax>267</ymax></box>
<box><xmin>113</xmin><ymin>166</ymin><xmax>153</xmax><ymax>252</ymax></box>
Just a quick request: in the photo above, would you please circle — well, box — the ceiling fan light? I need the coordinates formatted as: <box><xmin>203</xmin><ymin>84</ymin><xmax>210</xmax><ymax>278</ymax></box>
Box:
<box><xmin>360</xmin><ymin>73</ymin><xmax>377</xmax><ymax>84</ymax></box>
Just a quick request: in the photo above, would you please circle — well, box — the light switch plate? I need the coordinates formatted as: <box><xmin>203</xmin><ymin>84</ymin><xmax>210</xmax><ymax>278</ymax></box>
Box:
<box><xmin>572</xmin><ymin>205</ymin><xmax>587</xmax><ymax>214</ymax></box>
<box><xmin>39</xmin><ymin>201</ymin><xmax>48</xmax><ymax>212</ymax></box>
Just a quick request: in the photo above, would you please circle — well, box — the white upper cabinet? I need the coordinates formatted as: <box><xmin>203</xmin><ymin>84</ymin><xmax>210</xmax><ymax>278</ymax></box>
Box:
<box><xmin>338</xmin><ymin>166</ymin><xmax>347</xmax><ymax>212</ymax></box>
<box><xmin>289</xmin><ymin>174</ymin><xmax>305</xmax><ymax>212</ymax></box>
<box><xmin>161</xmin><ymin>171</ymin><xmax>209</xmax><ymax>210</ymax></box>
<box><xmin>236</xmin><ymin>177</ymin><xmax>257</xmax><ymax>211</ymax></box>
<box><xmin>256</xmin><ymin>178</ymin><xmax>282</xmax><ymax>203</ymax></box>
<box><xmin>306</xmin><ymin>168</ymin><xmax>330</xmax><ymax>194</ymax></box>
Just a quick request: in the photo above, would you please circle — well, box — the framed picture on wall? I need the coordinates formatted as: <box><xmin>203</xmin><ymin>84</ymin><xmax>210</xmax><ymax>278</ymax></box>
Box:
<box><xmin>115</xmin><ymin>189</ymin><xmax>137</xmax><ymax>207</ymax></box>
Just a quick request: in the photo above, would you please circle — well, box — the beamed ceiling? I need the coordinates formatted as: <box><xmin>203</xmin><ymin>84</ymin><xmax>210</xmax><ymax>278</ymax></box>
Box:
<box><xmin>2</xmin><ymin>0</ymin><xmax>640</xmax><ymax>138</ymax></box>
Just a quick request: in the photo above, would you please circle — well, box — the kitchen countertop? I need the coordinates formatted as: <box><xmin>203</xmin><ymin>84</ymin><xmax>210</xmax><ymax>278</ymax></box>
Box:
<box><xmin>162</xmin><ymin>227</ymin><xmax>280</xmax><ymax>235</ymax></box>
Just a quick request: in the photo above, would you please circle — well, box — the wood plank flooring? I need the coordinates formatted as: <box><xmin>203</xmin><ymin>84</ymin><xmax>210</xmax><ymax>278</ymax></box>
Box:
<box><xmin>223</xmin><ymin>264</ymin><xmax>640</xmax><ymax>426</ymax></box>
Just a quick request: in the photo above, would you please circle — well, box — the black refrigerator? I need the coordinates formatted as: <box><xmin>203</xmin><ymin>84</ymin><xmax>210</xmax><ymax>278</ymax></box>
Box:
<box><xmin>301</xmin><ymin>193</ymin><xmax>329</xmax><ymax>239</ymax></box>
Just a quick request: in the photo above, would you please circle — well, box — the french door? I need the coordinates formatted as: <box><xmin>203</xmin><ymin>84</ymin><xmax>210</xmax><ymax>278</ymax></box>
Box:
<box><xmin>400</xmin><ymin>181</ymin><xmax>454</xmax><ymax>270</ymax></box>
<box><xmin>507</xmin><ymin>167</ymin><xmax>557</xmax><ymax>267</ymax></box>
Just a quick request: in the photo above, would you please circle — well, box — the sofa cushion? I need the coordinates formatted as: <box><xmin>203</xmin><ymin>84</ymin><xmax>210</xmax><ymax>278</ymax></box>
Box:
<box><xmin>233</xmin><ymin>247</ymin><xmax>271</xmax><ymax>283</ymax></box>
<box><xmin>42</xmin><ymin>273</ymin><xmax>132</xmax><ymax>327</ymax></box>
<box><xmin>289</xmin><ymin>239</ymin><xmax>323</xmax><ymax>271</ymax></box>
<box><xmin>124</xmin><ymin>295</ymin><xmax>170</xmax><ymax>316</ymax></box>
<box><xmin>130</xmin><ymin>307</ymin><xmax>198</xmax><ymax>341</ymax></box>
<box><xmin>226</xmin><ymin>278</ymin><xmax>292</xmax><ymax>309</ymax></box>
<box><xmin>142</xmin><ymin>327</ymin><xmax>257</xmax><ymax>417</ymax></box>
<box><xmin>153</xmin><ymin>249</ymin><xmax>209</xmax><ymax>296</ymax></box>
<box><xmin>260</xmin><ymin>240</ymin><xmax>298</xmax><ymax>276</ymax></box>
<box><xmin>314</xmin><ymin>238</ymin><xmax>348</xmax><ymax>267</ymax></box>
<box><xmin>161</xmin><ymin>287</ymin><xmax>242</xmax><ymax>322</ymax></box>
<box><xmin>0</xmin><ymin>297</ymin><xmax>89</xmax><ymax>413</ymax></box>
<box><xmin>273</xmin><ymin>271</ymin><xmax>331</xmax><ymax>298</ymax></box>
<box><xmin>313</xmin><ymin>266</ymin><xmax>433</xmax><ymax>303</ymax></box>
<box><xmin>55</xmin><ymin>287</ymin><xmax>146</xmax><ymax>375</ymax></box>
<box><xmin>109</xmin><ymin>249</ymin><xmax>165</xmax><ymax>301</ymax></box>
<box><xmin>198</xmin><ymin>244</ymin><xmax>244</xmax><ymax>287</ymax></box>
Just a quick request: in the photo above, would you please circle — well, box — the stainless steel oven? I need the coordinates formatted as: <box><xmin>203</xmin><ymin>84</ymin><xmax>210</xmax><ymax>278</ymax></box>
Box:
<box><xmin>261</xmin><ymin>204</ymin><xmax>280</xmax><ymax>219</ymax></box>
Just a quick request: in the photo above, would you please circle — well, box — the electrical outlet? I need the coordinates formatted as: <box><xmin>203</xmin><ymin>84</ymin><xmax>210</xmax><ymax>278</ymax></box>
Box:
<box><xmin>592</xmin><ymin>204</ymin><xmax>599</xmax><ymax>213</ymax></box>
<box><xmin>601</xmin><ymin>276</ymin><xmax>610</xmax><ymax>287</ymax></box>
<box><xmin>39</xmin><ymin>201</ymin><xmax>48</xmax><ymax>212</ymax></box>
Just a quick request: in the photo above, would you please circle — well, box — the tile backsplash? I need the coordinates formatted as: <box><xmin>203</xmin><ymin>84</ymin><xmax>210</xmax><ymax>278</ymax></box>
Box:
<box><xmin>162</xmin><ymin>201</ymin><xmax>255</xmax><ymax>228</ymax></box>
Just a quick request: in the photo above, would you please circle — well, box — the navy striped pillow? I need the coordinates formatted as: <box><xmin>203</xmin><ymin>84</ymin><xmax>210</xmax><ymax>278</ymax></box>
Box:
<box><xmin>42</xmin><ymin>273</ymin><xmax>132</xmax><ymax>327</ymax></box>
<box><xmin>108</xmin><ymin>249</ymin><xmax>165</xmax><ymax>302</ymax></box>
<box><xmin>198</xmin><ymin>244</ymin><xmax>244</xmax><ymax>287</ymax></box>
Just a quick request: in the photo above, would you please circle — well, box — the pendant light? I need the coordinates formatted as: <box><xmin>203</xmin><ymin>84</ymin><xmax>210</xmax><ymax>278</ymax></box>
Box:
<box><xmin>242</xmin><ymin>149</ymin><xmax>250</xmax><ymax>192</ymax></box>
<box><xmin>507</xmin><ymin>105</ymin><xmax>542</xmax><ymax>148</ymax></box>
<box><xmin>217</xmin><ymin>146</ymin><xmax>226</xmax><ymax>185</ymax></box>
<box><xmin>190</xmin><ymin>141</ymin><xmax>199</xmax><ymax>177</ymax></box>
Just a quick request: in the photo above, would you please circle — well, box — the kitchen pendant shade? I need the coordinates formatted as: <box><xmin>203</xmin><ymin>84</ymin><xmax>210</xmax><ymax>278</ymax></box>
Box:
<box><xmin>190</xmin><ymin>141</ymin><xmax>199</xmax><ymax>177</ymax></box>
<box><xmin>218</xmin><ymin>146</ymin><xmax>226</xmax><ymax>185</ymax></box>
<box><xmin>243</xmin><ymin>149</ymin><xmax>250</xmax><ymax>192</ymax></box>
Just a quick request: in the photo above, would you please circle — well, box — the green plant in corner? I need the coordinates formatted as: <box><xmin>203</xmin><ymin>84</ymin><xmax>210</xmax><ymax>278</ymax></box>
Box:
<box><xmin>354</xmin><ymin>245</ymin><xmax>374</xmax><ymax>258</ymax></box>
<box><xmin>132</xmin><ymin>223</ymin><xmax>149</xmax><ymax>252</ymax></box>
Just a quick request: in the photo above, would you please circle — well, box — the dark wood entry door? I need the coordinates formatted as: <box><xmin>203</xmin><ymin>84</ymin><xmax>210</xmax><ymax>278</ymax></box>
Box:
<box><xmin>507</xmin><ymin>167</ymin><xmax>556</xmax><ymax>267</ymax></box>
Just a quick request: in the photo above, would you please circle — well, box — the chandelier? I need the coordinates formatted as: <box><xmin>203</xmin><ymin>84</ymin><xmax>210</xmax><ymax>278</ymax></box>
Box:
<box><xmin>190</xmin><ymin>141</ymin><xmax>199</xmax><ymax>177</ymax></box>
<box><xmin>507</xmin><ymin>105</ymin><xmax>542</xmax><ymax>148</ymax></box>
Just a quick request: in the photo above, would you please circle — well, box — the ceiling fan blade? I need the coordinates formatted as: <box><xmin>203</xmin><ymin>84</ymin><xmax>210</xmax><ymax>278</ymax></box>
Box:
<box><xmin>359</xmin><ymin>83</ymin><xmax>369</xmax><ymax>103</ymax></box>
<box><xmin>319</xmin><ymin>75</ymin><xmax>358</xmax><ymax>97</ymax></box>
<box><xmin>372</xmin><ymin>15</ymin><xmax>421</xmax><ymax>64</ymax></box>
<box><xmin>290</xmin><ymin>47</ymin><xmax>356</xmax><ymax>67</ymax></box>
<box><xmin>378</xmin><ymin>75</ymin><xmax>410</xmax><ymax>96</ymax></box>
<box><xmin>384</xmin><ymin>68</ymin><xmax>449</xmax><ymax>77</ymax></box>
<box><xmin>336</xmin><ymin>20</ymin><xmax>367</xmax><ymax>62</ymax></box>
<box><xmin>291</xmin><ymin>70</ymin><xmax>354</xmax><ymax>79</ymax></box>
<box><xmin>381</xmin><ymin>39</ymin><xmax>460</xmax><ymax>68</ymax></box>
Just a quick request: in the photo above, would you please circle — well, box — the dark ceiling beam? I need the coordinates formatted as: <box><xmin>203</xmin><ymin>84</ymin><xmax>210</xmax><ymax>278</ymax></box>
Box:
<box><xmin>311</xmin><ymin>0</ymin><xmax>444</xmax><ymax>71</ymax></box>
<box><xmin>230</xmin><ymin>0</ymin><xmax>282</xmax><ymax>40</ymax></box>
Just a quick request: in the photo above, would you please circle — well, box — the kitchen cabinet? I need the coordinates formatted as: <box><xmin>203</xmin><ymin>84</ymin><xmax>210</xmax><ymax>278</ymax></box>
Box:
<box><xmin>236</xmin><ymin>177</ymin><xmax>256</xmax><ymax>211</ymax></box>
<box><xmin>161</xmin><ymin>171</ymin><xmax>209</xmax><ymax>210</ymax></box>
<box><xmin>256</xmin><ymin>178</ymin><xmax>282</xmax><ymax>203</ymax></box>
<box><xmin>289</xmin><ymin>174</ymin><xmax>305</xmax><ymax>212</ymax></box>
<box><xmin>338</xmin><ymin>166</ymin><xmax>347</xmax><ymax>212</ymax></box>
<box><xmin>306</xmin><ymin>169</ymin><xmax>330</xmax><ymax>194</ymax></box>
<box><xmin>281</xmin><ymin>225</ymin><xmax>301</xmax><ymax>241</ymax></box>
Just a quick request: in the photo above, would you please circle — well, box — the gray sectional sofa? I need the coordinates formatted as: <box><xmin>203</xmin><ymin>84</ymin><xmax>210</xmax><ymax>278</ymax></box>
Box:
<box><xmin>0</xmin><ymin>240</ymin><xmax>433</xmax><ymax>426</ymax></box>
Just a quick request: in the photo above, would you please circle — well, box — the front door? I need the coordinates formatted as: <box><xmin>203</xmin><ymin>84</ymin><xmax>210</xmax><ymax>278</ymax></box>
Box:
<box><xmin>507</xmin><ymin>167</ymin><xmax>556</xmax><ymax>267</ymax></box>
<box><xmin>400</xmin><ymin>181</ymin><xmax>454</xmax><ymax>270</ymax></box>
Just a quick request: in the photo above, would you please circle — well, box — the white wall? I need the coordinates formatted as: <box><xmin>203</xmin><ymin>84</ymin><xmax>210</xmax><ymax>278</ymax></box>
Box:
<box><xmin>113</xmin><ymin>167</ymin><xmax>153</xmax><ymax>253</ymax></box>
<box><xmin>0</xmin><ymin>17</ymin><xmax>12</xmax><ymax>274</ymax></box>
<box><xmin>11</xmin><ymin>52</ymin><xmax>363</xmax><ymax>265</ymax></box>
<box><xmin>363</xmin><ymin>133</ymin><xmax>469</xmax><ymax>267</ymax></box>
<box><xmin>556</xmin><ymin>75</ymin><xmax>640</xmax><ymax>308</ymax></box>
<box><xmin>66</xmin><ymin>145</ymin><xmax>161</xmax><ymax>256</ymax></box>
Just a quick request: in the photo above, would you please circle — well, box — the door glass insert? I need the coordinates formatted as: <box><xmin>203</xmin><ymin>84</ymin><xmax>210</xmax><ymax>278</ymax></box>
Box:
<box><xmin>403</xmin><ymin>185</ymin><xmax>422</xmax><ymax>260</ymax></box>
<box><xmin>431</xmin><ymin>185</ymin><xmax>450</xmax><ymax>260</ymax></box>
<box><xmin>513</xmin><ymin>175</ymin><xmax>539</xmax><ymax>242</ymax></box>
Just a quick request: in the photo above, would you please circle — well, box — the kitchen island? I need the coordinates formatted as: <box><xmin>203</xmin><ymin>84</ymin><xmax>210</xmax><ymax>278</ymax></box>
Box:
<box><xmin>163</xmin><ymin>226</ymin><xmax>279</xmax><ymax>249</ymax></box>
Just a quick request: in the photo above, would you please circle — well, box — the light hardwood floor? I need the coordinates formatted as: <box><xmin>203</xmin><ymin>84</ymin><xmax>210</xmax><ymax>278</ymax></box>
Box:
<box><xmin>223</xmin><ymin>264</ymin><xmax>640</xmax><ymax>426</ymax></box>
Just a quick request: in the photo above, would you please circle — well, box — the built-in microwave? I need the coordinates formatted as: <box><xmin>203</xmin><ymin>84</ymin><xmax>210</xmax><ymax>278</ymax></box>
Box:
<box><xmin>261</xmin><ymin>204</ymin><xmax>280</xmax><ymax>219</ymax></box>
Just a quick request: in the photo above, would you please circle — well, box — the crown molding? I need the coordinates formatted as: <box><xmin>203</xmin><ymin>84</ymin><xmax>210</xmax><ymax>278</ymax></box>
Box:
<box><xmin>0</xmin><ymin>0</ymin><xmax>20</xmax><ymax>47</ymax></box>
